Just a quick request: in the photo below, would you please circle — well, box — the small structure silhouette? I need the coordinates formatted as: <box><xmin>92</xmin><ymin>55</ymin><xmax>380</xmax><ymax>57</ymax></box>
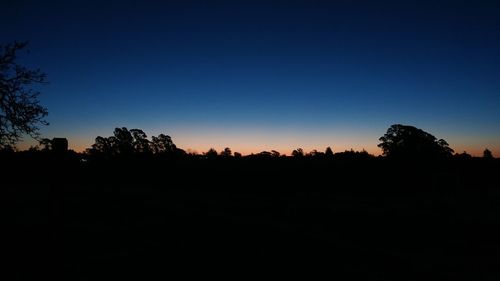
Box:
<box><xmin>51</xmin><ymin>138</ymin><xmax>68</xmax><ymax>153</ymax></box>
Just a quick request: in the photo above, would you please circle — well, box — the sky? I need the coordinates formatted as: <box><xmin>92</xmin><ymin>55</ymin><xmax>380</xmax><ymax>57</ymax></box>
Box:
<box><xmin>2</xmin><ymin>0</ymin><xmax>499</xmax><ymax>155</ymax></box>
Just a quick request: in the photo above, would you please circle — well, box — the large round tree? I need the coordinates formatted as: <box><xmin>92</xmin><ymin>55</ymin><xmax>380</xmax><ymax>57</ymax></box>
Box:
<box><xmin>378</xmin><ymin>124</ymin><xmax>454</xmax><ymax>159</ymax></box>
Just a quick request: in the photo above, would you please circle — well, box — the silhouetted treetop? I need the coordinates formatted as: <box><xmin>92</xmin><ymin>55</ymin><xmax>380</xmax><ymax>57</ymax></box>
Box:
<box><xmin>378</xmin><ymin>124</ymin><xmax>454</xmax><ymax>159</ymax></box>
<box><xmin>221</xmin><ymin>147</ymin><xmax>232</xmax><ymax>157</ymax></box>
<box><xmin>39</xmin><ymin>138</ymin><xmax>52</xmax><ymax>151</ymax></box>
<box><xmin>325</xmin><ymin>147</ymin><xmax>334</xmax><ymax>157</ymax></box>
<box><xmin>88</xmin><ymin>127</ymin><xmax>178</xmax><ymax>157</ymax></box>
<box><xmin>311</xmin><ymin>149</ymin><xmax>328</xmax><ymax>157</ymax></box>
<box><xmin>130</xmin><ymin>129</ymin><xmax>150</xmax><ymax>153</ymax></box>
<box><xmin>292</xmin><ymin>148</ymin><xmax>304</xmax><ymax>157</ymax></box>
<box><xmin>91</xmin><ymin>136</ymin><xmax>114</xmax><ymax>155</ymax></box>
<box><xmin>205</xmin><ymin>148</ymin><xmax>218</xmax><ymax>158</ymax></box>
<box><xmin>113</xmin><ymin>127</ymin><xmax>134</xmax><ymax>154</ymax></box>
<box><xmin>454</xmin><ymin>151</ymin><xmax>472</xmax><ymax>160</ymax></box>
<box><xmin>334</xmin><ymin>149</ymin><xmax>373</xmax><ymax>160</ymax></box>
<box><xmin>151</xmin><ymin>134</ymin><xmax>176</xmax><ymax>154</ymax></box>
<box><xmin>483</xmin><ymin>148</ymin><xmax>493</xmax><ymax>159</ymax></box>
<box><xmin>0</xmin><ymin>41</ymin><xmax>48</xmax><ymax>148</ymax></box>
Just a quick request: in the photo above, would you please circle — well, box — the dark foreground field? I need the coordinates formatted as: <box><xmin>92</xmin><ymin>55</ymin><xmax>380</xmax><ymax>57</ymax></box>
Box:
<box><xmin>4</xmin><ymin>155</ymin><xmax>500</xmax><ymax>280</ymax></box>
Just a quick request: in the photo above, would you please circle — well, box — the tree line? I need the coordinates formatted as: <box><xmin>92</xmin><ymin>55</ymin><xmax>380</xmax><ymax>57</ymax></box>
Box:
<box><xmin>81</xmin><ymin>126</ymin><xmax>361</xmax><ymax>159</ymax></box>
<box><xmin>17</xmin><ymin>124</ymin><xmax>492</xmax><ymax>161</ymax></box>
<box><xmin>82</xmin><ymin>124</ymin><xmax>491</xmax><ymax>160</ymax></box>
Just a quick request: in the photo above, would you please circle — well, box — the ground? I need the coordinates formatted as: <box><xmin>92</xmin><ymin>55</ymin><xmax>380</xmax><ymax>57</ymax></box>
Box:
<box><xmin>4</xmin><ymin>156</ymin><xmax>500</xmax><ymax>280</ymax></box>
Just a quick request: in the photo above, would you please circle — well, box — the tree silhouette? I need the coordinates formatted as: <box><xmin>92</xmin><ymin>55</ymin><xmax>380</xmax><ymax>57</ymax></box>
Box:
<box><xmin>90</xmin><ymin>136</ymin><xmax>114</xmax><ymax>155</ymax></box>
<box><xmin>271</xmin><ymin>150</ymin><xmax>280</xmax><ymax>158</ymax></box>
<box><xmin>325</xmin><ymin>146</ymin><xmax>334</xmax><ymax>157</ymax></box>
<box><xmin>151</xmin><ymin>133</ymin><xmax>177</xmax><ymax>154</ymax></box>
<box><xmin>292</xmin><ymin>148</ymin><xmax>304</xmax><ymax>157</ymax></box>
<box><xmin>378</xmin><ymin>124</ymin><xmax>454</xmax><ymax>159</ymax></box>
<box><xmin>205</xmin><ymin>148</ymin><xmax>218</xmax><ymax>158</ymax></box>
<box><xmin>0</xmin><ymin>41</ymin><xmax>48</xmax><ymax>148</ymax></box>
<box><xmin>455</xmin><ymin>151</ymin><xmax>472</xmax><ymax>160</ymax></box>
<box><xmin>221</xmin><ymin>147</ymin><xmax>232</xmax><ymax>157</ymax></box>
<box><xmin>130</xmin><ymin>129</ymin><xmax>151</xmax><ymax>153</ymax></box>
<box><xmin>112</xmin><ymin>127</ymin><xmax>134</xmax><ymax>154</ymax></box>
<box><xmin>483</xmin><ymin>148</ymin><xmax>493</xmax><ymax>159</ymax></box>
<box><xmin>256</xmin><ymin>151</ymin><xmax>272</xmax><ymax>158</ymax></box>
<box><xmin>39</xmin><ymin>138</ymin><xmax>52</xmax><ymax>151</ymax></box>
<box><xmin>308</xmin><ymin>149</ymin><xmax>325</xmax><ymax>157</ymax></box>
<box><xmin>88</xmin><ymin>128</ymin><xmax>178</xmax><ymax>157</ymax></box>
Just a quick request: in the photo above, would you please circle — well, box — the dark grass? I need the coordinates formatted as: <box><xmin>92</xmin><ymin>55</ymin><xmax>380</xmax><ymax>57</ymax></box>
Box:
<box><xmin>3</xmin><ymin>154</ymin><xmax>500</xmax><ymax>280</ymax></box>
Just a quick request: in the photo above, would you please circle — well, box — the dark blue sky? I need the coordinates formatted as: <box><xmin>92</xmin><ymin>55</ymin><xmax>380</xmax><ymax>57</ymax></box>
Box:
<box><xmin>2</xmin><ymin>0</ymin><xmax>499</xmax><ymax>154</ymax></box>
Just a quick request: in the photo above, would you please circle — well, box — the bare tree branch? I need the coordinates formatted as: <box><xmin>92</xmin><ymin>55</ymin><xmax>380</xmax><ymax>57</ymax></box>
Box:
<box><xmin>0</xmin><ymin>41</ymin><xmax>48</xmax><ymax>148</ymax></box>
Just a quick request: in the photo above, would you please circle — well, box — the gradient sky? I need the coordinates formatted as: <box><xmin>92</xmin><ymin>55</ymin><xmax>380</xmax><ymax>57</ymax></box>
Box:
<box><xmin>2</xmin><ymin>0</ymin><xmax>499</xmax><ymax>155</ymax></box>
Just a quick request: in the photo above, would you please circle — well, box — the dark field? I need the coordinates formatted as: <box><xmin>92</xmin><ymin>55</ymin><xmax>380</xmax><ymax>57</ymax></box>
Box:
<box><xmin>4</xmin><ymin>155</ymin><xmax>500</xmax><ymax>280</ymax></box>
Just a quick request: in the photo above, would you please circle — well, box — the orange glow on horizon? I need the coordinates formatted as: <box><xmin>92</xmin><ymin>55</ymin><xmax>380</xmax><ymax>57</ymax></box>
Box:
<box><xmin>17</xmin><ymin>129</ymin><xmax>500</xmax><ymax>158</ymax></box>
<box><xmin>19</xmin><ymin>138</ymin><xmax>500</xmax><ymax>158</ymax></box>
